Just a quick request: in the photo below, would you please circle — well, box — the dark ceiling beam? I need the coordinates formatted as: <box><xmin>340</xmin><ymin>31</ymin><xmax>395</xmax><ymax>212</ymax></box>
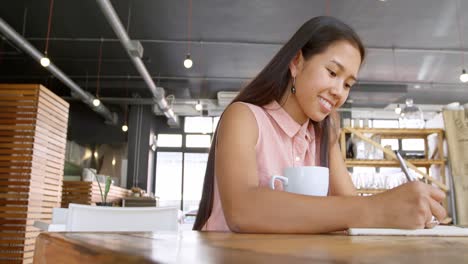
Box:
<box><xmin>1</xmin><ymin>74</ymin><xmax>466</xmax><ymax>88</ymax></box>
<box><xmin>26</xmin><ymin>37</ymin><xmax>468</xmax><ymax>55</ymax></box>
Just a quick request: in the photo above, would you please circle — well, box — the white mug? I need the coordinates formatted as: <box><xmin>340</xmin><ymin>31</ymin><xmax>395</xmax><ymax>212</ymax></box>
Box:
<box><xmin>270</xmin><ymin>166</ymin><xmax>329</xmax><ymax>196</ymax></box>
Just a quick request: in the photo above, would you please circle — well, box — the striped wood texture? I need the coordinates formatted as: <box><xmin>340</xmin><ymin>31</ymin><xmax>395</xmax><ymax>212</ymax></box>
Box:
<box><xmin>0</xmin><ymin>84</ymin><xmax>69</xmax><ymax>264</ymax></box>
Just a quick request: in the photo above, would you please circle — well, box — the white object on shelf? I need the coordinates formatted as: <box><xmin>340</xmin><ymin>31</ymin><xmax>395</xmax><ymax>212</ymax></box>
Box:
<box><xmin>399</xmin><ymin>98</ymin><xmax>425</xmax><ymax>128</ymax></box>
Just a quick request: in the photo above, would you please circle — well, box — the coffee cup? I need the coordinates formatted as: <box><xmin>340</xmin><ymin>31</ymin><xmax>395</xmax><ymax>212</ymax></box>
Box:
<box><xmin>270</xmin><ymin>166</ymin><xmax>329</xmax><ymax>196</ymax></box>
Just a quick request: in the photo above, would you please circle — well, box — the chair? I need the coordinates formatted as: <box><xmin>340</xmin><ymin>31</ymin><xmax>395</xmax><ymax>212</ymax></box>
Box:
<box><xmin>66</xmin><ymin>203</ymin><xmax>179</xmax><ymax>232</ymax></box>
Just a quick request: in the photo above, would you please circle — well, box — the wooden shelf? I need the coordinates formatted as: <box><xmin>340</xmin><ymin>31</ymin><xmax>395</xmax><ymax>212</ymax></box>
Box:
<box><xmin>345</xmin><ymin>159</ymin><xmax>445</xmax><ymax>167</ymax></box>
<box><xmin>341</xmin><ymin>126</ymin><xmax>449</xmax><ymax>191</ymax></box>
<box><xmin>342</xmin><ymin>127</ymin><xmax>444</xmax><ymax>138</ymax></box>
<box><xmin>357</xmin><ymin>189</ymin><xmax>387</xmax><ymax>194</ymax></box>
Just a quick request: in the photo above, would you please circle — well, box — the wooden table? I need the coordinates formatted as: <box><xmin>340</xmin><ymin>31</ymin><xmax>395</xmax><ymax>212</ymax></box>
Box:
<box><xmin>34</xmin><ymin>231</ymin><xmax>468</xmax><ymax>263</ymax></box>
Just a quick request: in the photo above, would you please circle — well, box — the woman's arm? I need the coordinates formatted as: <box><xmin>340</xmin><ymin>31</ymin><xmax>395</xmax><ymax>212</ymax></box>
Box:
<box><xmin>215</xmin><ymin>103</ymin><xmax>446</xmax><ymax>233</ymax></box>
<box><xmin>215</xmin><ymin>102</ymin><xmax>371</xmax><ymax>233</ymax></box>
<box><xmin>328</xmin><ymin>140</ymin><xmax>358</xmax><ymax>196</ymax></box>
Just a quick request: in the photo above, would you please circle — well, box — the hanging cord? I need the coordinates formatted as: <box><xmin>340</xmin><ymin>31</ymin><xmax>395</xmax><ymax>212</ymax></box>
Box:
<box><xmin>44</xmin><ymin>0</ymin><xmax>55</xmax><ymax>55</ymax></box>
<box><xmin>85</xmin><ymin>70</ymin><xmax>89</xmax><ymax>91</ymax></box>
<box><xmin>124</xmin><ymin>75</ymin><xmax>129</xmax><ymax>125</ymax></box>
<box><xmin>392</xmin><ymin>46</ymin><xmax>397</xmax><ymax>80</ymax></box>
<box><xmin>455</xmin><ymin>0</ymin><xmax>465</xmax><ymax>67</ymax></box>
<box><xmin>199</xmin><ymin>43</ymin><xmax>206</xmax><ymax>102</ymax></box>
<box><xmin>325</xmin><ymin>0</ymin><xmax>330</xmax><ymax>16</ymax></box>
<box><xmin>96</xmin><ymin>38</ymin><xmax>104</xmax><ymax>98</ymax></box>
<box><xmin>126</xmin><ymin>0</ymin><xmax>133</xmax><ymax>33</ymax></box>
<box><xmin>187</xmin><ymin>0</ymin><xmax>192</xmax><ymax>54</ymax></box>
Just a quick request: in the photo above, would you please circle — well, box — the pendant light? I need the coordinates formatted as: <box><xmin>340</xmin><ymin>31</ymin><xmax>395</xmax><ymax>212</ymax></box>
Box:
<box><xmin>183</xmin><ymin>0</ymin><xmax>193</xmax><ymax>69</ymax></box>
<box><xmin>184</xmin><ymin>54</ymin><xmax>193</xmax><ymax>69</ymax></box>
<box><xmin>455</xmin><ymin>0</ymin><xmax>467</xmax><ymax>83</ymax></box>
<box><xmin>94</xmin><ymin>39</ymin><xmax>104</xmax><ymax>107</ymax></box>
<box><xmin>460</xmin><ymin>69</ymin><xmax>468</xmax><ymax>83</ymax></box>
<box><xmin>122</xmin><ymin>76</ymin><xmax>129</xmax><ymax>132</ymax></box>
<box><xmin>394</xmin><ymin>104</ymin><xmax>402</xmax><ymax>115</ymax></box>
<box><xmin>195</xmin><ymin>100</ymin><xmax>202</xmax><ymax>111</ymax></box>
<box><xmin>41</xmin><ymin>0</ymin><xmax>55</xmax><ymax>67</ymax></box>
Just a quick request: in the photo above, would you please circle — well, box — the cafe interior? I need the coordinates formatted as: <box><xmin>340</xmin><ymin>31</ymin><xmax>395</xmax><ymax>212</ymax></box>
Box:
<box><xmin>1</xmin><ymin>0</ymin><xmax>468</xmax><ymax>263</ymax></box>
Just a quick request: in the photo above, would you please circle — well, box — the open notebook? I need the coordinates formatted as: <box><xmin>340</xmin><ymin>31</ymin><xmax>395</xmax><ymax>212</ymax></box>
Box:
<box><xmin>347</xmin><ymin>225</ymin><xmax>468</xmax><ymax>236</ymax></box>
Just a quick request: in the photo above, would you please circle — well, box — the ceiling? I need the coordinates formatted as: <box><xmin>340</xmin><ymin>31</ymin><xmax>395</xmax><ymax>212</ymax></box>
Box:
<box><xmin>1</xmin><ymin>0</ymin><xmax>468</xmax><ymax>120</ymax></box>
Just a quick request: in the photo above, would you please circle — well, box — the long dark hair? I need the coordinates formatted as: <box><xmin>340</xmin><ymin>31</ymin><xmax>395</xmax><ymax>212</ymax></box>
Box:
<box><xmin>193</xmin><ymin>16</ymin><xmax>365</xmax><ymax>230</ymax></box>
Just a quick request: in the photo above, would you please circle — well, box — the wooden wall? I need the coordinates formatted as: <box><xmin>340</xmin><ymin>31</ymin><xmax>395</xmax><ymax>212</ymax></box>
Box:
<box><xmin>0</xmin><ymin>84</ymin><xmax>68</xmax><ymax>264</ymax></box>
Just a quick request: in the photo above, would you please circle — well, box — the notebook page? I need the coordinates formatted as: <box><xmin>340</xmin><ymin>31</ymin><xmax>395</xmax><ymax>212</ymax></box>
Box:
<box><xmin>347</xmin><ymin>225</ymin><xmax>468</xmax><ymax>236</ymax></box>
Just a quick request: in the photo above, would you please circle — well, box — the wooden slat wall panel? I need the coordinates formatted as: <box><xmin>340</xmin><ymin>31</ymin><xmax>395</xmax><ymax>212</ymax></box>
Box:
<box><xmin>61</xmin><ymin>181</ymin><xmax>92</xmax><ymax>207</ymax></box>
<box><xmin>61</xmin><ymin>181</ymin><xmax>130</xmax><ymax>207</ymax></box>
<box><xmin>0</xmin><ymin>84</ymin><xmax>68</xmax><ymax>264</ymax></box>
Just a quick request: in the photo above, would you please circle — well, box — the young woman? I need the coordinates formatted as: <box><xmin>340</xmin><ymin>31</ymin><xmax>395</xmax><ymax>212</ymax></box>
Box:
<box><xmin>194</xmin><ymin>16</ymin><xmax>446</xmax><ymax>233</ymax></box>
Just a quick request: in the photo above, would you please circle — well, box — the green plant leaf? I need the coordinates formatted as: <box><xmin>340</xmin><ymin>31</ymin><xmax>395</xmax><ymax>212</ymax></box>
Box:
<box><xmin>104</xmin><ymin>176</ymin><xmax>112</xmax><ymax>203</ymax></box>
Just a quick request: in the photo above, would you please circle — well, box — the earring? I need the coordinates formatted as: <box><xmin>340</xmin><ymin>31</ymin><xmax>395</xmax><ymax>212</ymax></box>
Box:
<box><xmin>291</xmin><ymin>77</ymin><xmax>296</xmax><ymax>94</ymax></box>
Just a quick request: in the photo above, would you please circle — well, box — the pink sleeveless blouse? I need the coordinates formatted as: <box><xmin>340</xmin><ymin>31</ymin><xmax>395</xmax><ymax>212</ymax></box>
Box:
<box><xmin>202</xmin><ymin>101</ymin><xmax>320</xmax><ymax>231</ymax></box>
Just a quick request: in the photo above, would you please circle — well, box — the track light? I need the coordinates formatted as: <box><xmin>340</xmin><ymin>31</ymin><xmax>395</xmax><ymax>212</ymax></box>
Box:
<box><xmin>92</xmin><ymin>98</ymin><xmax>101</xmax><ymax>107</ymax></box>
<box><xmin>184</xmin><ymin>53</ymin><xmax>193</xmax><ymax>69</ymax></box>
<box><xmin>122</xmin><ymin>124</ymin><xmax>128</xmax><ymax>132</ymax></box>
<box><xmin>460</xmin><ymin>69</ymin><xmax>468</xmax><ymax>83</ymax></box>
<box><xmin>40</xmin><ymin>57</ymin><xmax>50</xmax><ymax>67</ymax></box>
<box><xmin>394</xmin><ymin>104</ymin><xmax>402</xmax><ymax>115</ymax></box>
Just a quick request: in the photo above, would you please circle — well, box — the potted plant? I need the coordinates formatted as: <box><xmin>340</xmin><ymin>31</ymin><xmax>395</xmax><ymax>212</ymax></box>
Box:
<box><xmin>91</xmin><ymin>170</ymin><xmax>113</xmax><ymax>206</ymax></box>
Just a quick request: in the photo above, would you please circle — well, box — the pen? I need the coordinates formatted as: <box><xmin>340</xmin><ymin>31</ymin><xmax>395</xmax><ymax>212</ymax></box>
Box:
<box><xmin>394</xmin><ymin>150</ymin><xmax>439</xmax><ymax>228</ymax></box>
<box><xmin>394</xmin><ymin>150</ymin><xmax>419</xmax><ymax>182</ymax></box>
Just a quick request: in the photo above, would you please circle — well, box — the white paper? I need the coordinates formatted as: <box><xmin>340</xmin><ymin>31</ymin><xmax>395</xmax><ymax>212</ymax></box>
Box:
<box><xmin>347</xmin><ymin>225</ymin><xmax>468</xmax><ymax>236</ymax></box>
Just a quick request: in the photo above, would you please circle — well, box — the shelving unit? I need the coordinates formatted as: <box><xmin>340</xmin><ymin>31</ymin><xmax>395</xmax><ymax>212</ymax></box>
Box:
<box><xmin>340</xmin><ymin>127</ymin><xmax>447</xmax><ymax>195</ymax></box>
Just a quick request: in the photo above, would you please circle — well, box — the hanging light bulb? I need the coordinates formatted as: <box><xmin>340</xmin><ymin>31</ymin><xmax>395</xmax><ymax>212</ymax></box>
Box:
<box><xmin>195</xmin><ymin>100</ymin><xmax>203</xmax><ymax>111</ymax></box>
<box><xmin>122</xmin><ymin>124</ymin><xmax>128</xmax><ymax>132</ymax></box>
<box><xmin>40</xmin><ymin>56</ymin><xmax>50</xmax><ymax>67</ymax></box>
<box><xmin>394</xmin><ymin>104</ymin><xmax>402</xmax><ymax>115</ymax></box>
<box><xmin>93</xmin><ymin>151</ymin><xmax>98</xmax><ymax>158</ymax></box>
<box><xmin>460</xmin><ymin>69</ymin><xmax>468</xmax><ymax>83</ymax></box>
<box><xmin>112</xmin><ymin>157</ymin><xmax>116</xmax><ymax>166</ymax></box>
<box><xmin>184</xmin><ymin>53</ymin><xmax>193</xmax><ymax>69</ymax></box>
<box><xmin>92</xmin><ymin>98</ymin><xmax>101</xmax><ymax>107</ymax></box>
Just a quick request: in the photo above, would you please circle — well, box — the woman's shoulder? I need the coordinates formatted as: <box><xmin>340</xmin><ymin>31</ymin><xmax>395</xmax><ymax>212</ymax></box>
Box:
<box><xmin>218</xmin><ymin>102</ymin><xmax>259</xmax><ymax>148</ymax></box>
<box><xmin>222</xmin><ymin>102</ymin><xmax>258</xmax><ymax>125</ymax></box>
<box><xmin>230</xmin><ymin>101</ymin><xmax>270</xmax><ymax>121</ymax></box>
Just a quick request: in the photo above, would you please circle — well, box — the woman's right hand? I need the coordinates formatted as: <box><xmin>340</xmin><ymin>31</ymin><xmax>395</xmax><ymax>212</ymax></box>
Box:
<box><xmin>368</xmin><ymin>181</ymin><xmax>447</xmax><ymax>229</ymax></box>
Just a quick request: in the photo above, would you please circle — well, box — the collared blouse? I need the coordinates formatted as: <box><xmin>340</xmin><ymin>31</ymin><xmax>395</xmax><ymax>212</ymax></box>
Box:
<box><xmin>202</xmin><ymin>101</ymin><xmax>320</xmax><ymax>231</ymax></box>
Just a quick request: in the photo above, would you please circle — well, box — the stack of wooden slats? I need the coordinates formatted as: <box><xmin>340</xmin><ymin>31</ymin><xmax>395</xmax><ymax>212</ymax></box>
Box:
<box><xmin>61</xmin><ymin>181</ymin><xmax>92</xmax><ymax>206</ymax></box>
<box><xmin>62</xmin><ymin>181</ymin><xmax>130</xmax><ymax>207</ymax></box>
<box><xmin>0</xmin><ymin>84</ymin><xmax>68</xmax><ymax>264</ymax></box>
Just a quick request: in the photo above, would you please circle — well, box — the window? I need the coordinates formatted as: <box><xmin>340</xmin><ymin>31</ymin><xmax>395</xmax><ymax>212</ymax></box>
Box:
<box><xmin>184</xmin><ymin>117</ymin><xmax>213</xmax><ymax>134</ymax></box>
<box><xmin>212</xmin><ymin>116</ymin><xmax>220</xmax><ymax>132</ymax></box>
<box><xmin>186</xmin><ymin>135</ymin><xmax>211</xmax><ymax>148</ymax></box>
<box><xmin>157</xmin><ymin>134</ymin><xmax>182</xmax><ymax>147</ymax></box>
<box><xmin>155</xmin><ymin>152</ymin><xmax>182</xmax><ymax>207</ymax></box>
<box><xmin>154</xmin><ymin>117</ymin><xmax>220</xmax><ymax>213</ymax></box>
<box><xmin>183</xmin><ymin>153</ymin><xmax>208</xmax><ymax>212</ymax></box>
